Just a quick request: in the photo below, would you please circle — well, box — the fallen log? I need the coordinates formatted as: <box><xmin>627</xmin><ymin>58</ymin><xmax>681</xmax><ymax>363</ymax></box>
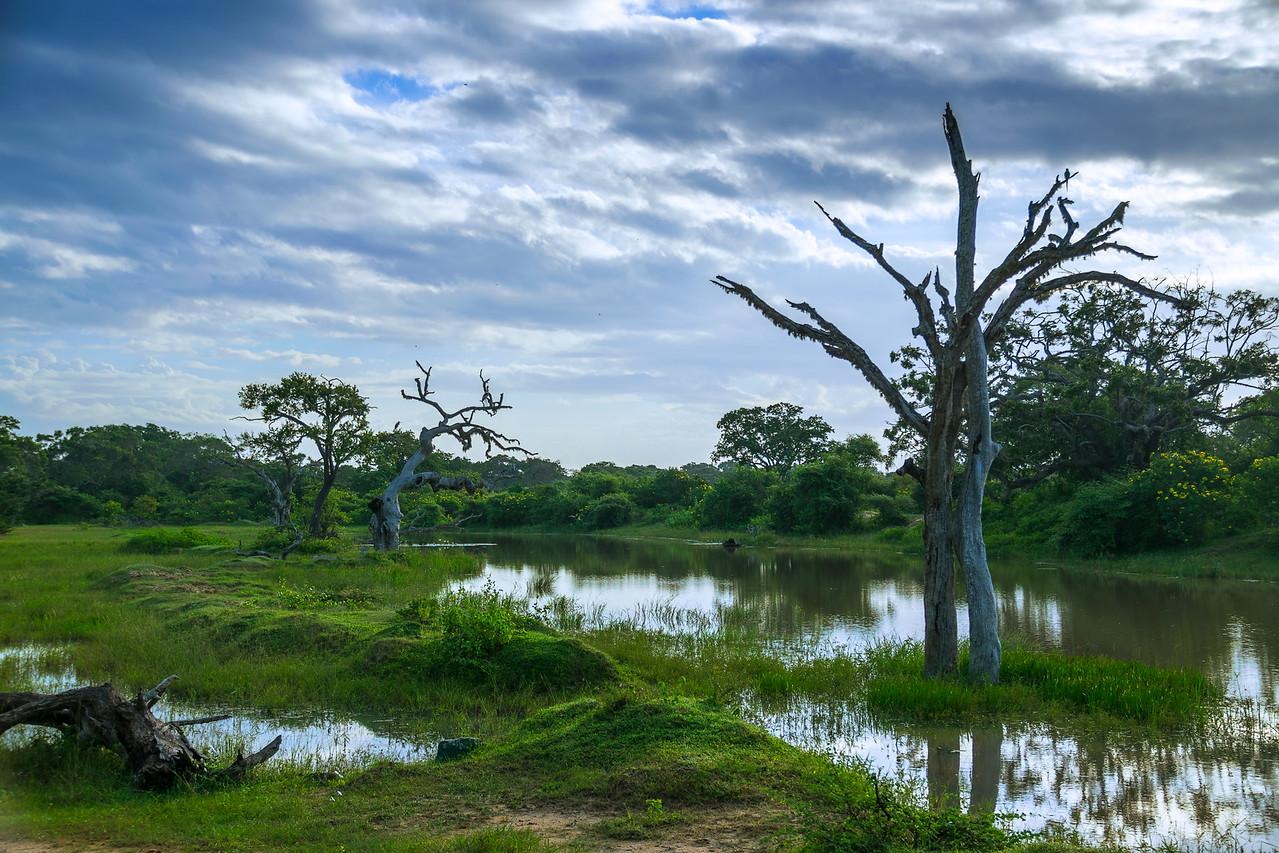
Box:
<box><xmin>0</xmin><ymin>676</ymin><xmax>281</xmax><ymax>790</ymax></box>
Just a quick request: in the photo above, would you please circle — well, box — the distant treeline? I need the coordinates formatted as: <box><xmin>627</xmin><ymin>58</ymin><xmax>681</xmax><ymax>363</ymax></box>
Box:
<box><xmin>5</xmin><ymin>405</ymin><xmax>1279</xmax><ymax>557</ymax></box>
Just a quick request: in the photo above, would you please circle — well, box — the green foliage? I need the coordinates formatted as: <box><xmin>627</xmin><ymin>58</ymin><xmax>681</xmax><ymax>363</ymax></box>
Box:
<box><xmin>712</xmin><ymin>401</ymin><xmax>833</xmax><ymax>473</ymax></box>
<box><xmin>631</xmin><ymin>469</ymin><xmax>707</xmax><ymax>509</ymax></box>
<box><xmin>1239</xmin><ymin>455</ymin><xmax>1279</xmax><ymax>527</ymax></box>
<box><xmin>130</xmin><ymin>494</ymin><xmax>159</xmax><ymax>520</ymax></box>
<box><xmin>579</xmin><ymin>492</ymin><xmax>635</xmax><ymax>529</ymax></box>
<box><xmin>120</xmin><ymin>527</ymin><xmax>232</xmax><ymax>553</ymax></box>
<box><xmin>404</xmin><ymin>581</ymin><xmax>518</xmax><ymax>664</ymax></box>
<box><xmin>768</xmin><ymin>456</ymin><xmax>880</xmax><ymax>534</ymax></box>
<box><xmin>1138</xmin><ymin>450</ymin><xmax>1236</xmax><ymax>544</ymax></box>
<box><xmin>98</xmin><ymin>499</ymin><xmax>125</xmax><ymax>526</ymax></box>
<box><xmin>697</xmin><ymin>467</ymin><xmax>776</xmax><ymax>529</ymax></box>
<box><xmin>274</xmin><ymin>579</ymin><xmax>374</xmax><ymax>609</ymax></box>
<box><xmin>1055</xmin><ymin>479</ymin><xmax>1135</xmax><ymax>557</ymax></box>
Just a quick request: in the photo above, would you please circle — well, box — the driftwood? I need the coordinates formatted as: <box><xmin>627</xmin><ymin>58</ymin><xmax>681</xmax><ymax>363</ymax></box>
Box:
<box><xmin>0</xmin><ymin>676</ymin><xmax>281</xmax><ymax>790</ymax></box>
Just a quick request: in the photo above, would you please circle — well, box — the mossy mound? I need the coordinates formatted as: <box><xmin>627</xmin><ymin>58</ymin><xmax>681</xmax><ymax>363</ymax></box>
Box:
<box><xmin>364</xmin><ymin>630</ymin><xmax>619</xmax><ymax>693</ymax></box>
<box><xmin>480</xmin><ymin>695</ymin><xmax>815</xmax><ymax>804</ymax></box>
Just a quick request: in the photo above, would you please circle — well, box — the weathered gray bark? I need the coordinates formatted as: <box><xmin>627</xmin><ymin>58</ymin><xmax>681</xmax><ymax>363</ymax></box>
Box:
<box><xmin>715</xmin><ymin>103</ymin><xmax>1172</xmax><ymax>681</ymax></box>
<box><xmin>947</xmin><ymin>126</ymin><xmax>1002</xmax><ymax>685</ymax></box>
<box><xmin>369</xmin><ymin>365</ymin><xmax>526</xmax><ymax>551</ymax></box>
<box><xmin>959</xmin><ymin>332</ymin><xmax>1002</xmax><ymax>684</ymax></box>
<box><xmin>369</xmin><ymin>429</ymin><xmax>481</xmax><ymax>551</ymax></box>
<box><xmin>0</xmin><ymin>677</ymin><xmax>280</xmax><ymax>790</ymax></box>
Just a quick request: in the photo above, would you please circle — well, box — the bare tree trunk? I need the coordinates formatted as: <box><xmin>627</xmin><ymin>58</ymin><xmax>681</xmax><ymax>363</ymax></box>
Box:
<box><xmin>922</xmin><ymin>417</ymin><xmax>959</xmax><ymax>678</ymax></box>
<box><xmin>0</xmin><ymin>678</ymin><xmax>279</xmax><ymax>790</ymax></box>
<box><xmin>959</xmin><ymin>332</ymin><xmax>1002</xmax><ymax>684</ymax></box>
<box><xmin>369</xmin><ymin>439</ymin><xmax>481</xmax><ymax>551</ymax></box>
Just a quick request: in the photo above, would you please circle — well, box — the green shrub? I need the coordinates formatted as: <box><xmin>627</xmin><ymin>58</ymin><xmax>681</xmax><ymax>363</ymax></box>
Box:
<box><xmin>1055</xmin><ymin>479</ymin><xmax>1134</xmax><ymax>556</ymax></box>
<box><xmin>404</xmin><ymin>581</ymin><xmax>518</xmax><ymax>664</ymax></box>
<box><xmin>697</xmin><ymin>468</ymin><xmax>776</xmax><ymax>529</ymax></box>
<box><xmin>1237</xmin><ymin>455</ymin><xmax>1279</xmax><ymax>527</ymax></box>
<box><xmin>579</xmin><ymin>492</ymin><xmax>634</xmax><ymax>530</ymax></box>
<box><xmin>1136</xmin><ymin>450</ymin><xmax>1235</xmax><ymax>545</ymax></box>
<box><xmin>121</xmin><ymin>527</ymin><xmax>231</xmax><ymax>553</ymax></box>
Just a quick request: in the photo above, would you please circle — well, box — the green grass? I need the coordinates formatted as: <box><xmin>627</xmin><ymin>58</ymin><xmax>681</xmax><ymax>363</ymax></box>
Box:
<box><xmin>120</xmin><ymin>525</ymin><xmax>235</xmax><ymax>553</ymax></box>
<box><xmin>0</xmin><ymin>524</ymin><xmax>1231</xmax><ymax>850</ymax></box>
<box><xmin>861</xmin><ymin>640</ymin><xmax>1221</xmax><ymax>728</ymax></box>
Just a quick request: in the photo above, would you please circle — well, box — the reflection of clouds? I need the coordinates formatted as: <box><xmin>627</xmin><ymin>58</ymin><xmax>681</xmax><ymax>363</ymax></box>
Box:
<box><xmin>464</xmin><ymin>534</ymin><xmax>1279</xmax><ymax>847</ymax></box>
<box><xmin>750</xmin><ymin>696</ymin><xmax>1279</xmax><ymax>849</ymax></box>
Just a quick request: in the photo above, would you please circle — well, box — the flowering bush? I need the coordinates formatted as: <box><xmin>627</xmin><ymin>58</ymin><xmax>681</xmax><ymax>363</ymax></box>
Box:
<box><xmin>1238</xmin><ymin>455</ymin><xmax>1279</xmax><ymax>527</ymax></box>
<box><xmin>1134</xmin><ymin>451</ymin><xmax>1235</xmax><ymax>544</ymax></box>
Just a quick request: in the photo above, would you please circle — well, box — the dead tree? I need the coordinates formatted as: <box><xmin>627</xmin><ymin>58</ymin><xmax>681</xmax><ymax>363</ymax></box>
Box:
<box><xmin>0</xmin><ymin>676</ymin><xmax>280</xmax><ymax>790</ymax></box>
<box><xmin>222</xmin><ymin>427</ymin><xmax>305</xmax><ymax>530</ymax></box>
<box><xmin>369</xmin><ymin>364</ymin><xmax>529</xmax><ymax>551</ymax></box>
<box><xmin>715</xmin><ymin>104</ymin><xmax>1181</xmax><ymax>683</ymax></box>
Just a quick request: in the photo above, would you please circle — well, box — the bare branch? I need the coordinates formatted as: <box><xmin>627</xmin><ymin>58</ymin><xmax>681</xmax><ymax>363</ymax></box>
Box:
<box><xmin>813</xmin><ymin>201</ymin><xmax>941</xmax><ymax>358</ymax></box>
<box><xmin>713</xmin><ymin>275</ymin><xmax>929</xmax><ymax>434</ymax></box>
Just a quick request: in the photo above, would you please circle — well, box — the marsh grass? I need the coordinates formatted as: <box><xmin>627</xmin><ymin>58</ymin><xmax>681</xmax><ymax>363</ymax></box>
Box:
<box><xmin>0</xmin><ymin>525</ymin><xmax>1244</xmax><ymax>851</ymax></box>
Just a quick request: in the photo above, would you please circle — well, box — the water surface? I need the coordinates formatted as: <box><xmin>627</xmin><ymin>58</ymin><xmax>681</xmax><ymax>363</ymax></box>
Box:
<box><xmin>453</xmin><ymin>533</ymin><xmax>1279</xmax><ymax>849</ymax></box>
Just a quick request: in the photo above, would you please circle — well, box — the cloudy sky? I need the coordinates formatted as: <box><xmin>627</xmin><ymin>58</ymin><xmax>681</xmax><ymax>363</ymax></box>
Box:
<box><xmin>1</xmin><ymin>0</ymin><xmax>1276</xmax><ymax>467</ymax></box>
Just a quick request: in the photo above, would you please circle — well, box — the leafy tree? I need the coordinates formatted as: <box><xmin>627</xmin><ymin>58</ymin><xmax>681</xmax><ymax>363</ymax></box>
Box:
<box><xmin>716</xmin><ymin>104</ymin><xmax>1177</xmax><ymax>681</ymax></box>
<box><xmin>712</xmin><ymin>402</ymin><xmax>833</xmax><ymax>474</ymax></box>
<box><xmin>769</xmin><ymin>456</ymin><xmax>880</xmax><ymax>534</ymax></box>
<box><xmin>224</xmin><ymin>426</ymin><xmax>305</xmax><ymax>529</ymax></box>
<box><xmin>827</xmin><ymin>433</ymin><xmax>883</xmax><ymax>469</ymax></box>
<box><xmin>238</xmin><ymin>373</ymin><xmax>371</xmax><ymax>538</ymax></box>
<box><xmin>698</xmin><ymin>467</ymin><xmax>776</xmax><ymax>529</ymax></box>
<box><xmin>992</xmin><ymin>282</ymin><xmax>1279</xmax><ymax>489</ymax></box>
<box><xmin>0</xmin><ymin>416</ymin><xmax>43</xmax><ymax>529</ymax></box>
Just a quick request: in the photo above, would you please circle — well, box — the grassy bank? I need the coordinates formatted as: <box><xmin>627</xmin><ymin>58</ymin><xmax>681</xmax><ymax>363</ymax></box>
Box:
<box><xmin>0</xmin><ymin>525</ymin><xmax>1224</xmax><ymax>849</ymax></box>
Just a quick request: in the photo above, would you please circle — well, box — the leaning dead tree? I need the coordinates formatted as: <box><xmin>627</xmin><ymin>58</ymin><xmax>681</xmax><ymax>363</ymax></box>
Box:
<box><xmin>715</xmin><ymin>104</ymin><xmax>1181</xmax><ymax>683</ymax></box>
<box><xmin>0</xmin><ymin>676</ymin><xmax>280</xmax><ymax>790</ymax></box>
<box><xmin>223</xmin><ymin>426</ymin><xmax>305</xmax><ymax>530</ymax></box>
<box><xmin>369</xmin><ymin>364</ymin><xmax>529</xmax><ymax>551</ymax></box>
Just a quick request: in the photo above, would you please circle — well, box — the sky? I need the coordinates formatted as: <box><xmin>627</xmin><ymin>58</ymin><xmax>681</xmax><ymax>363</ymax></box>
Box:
<box><xmin>1</xmin><ymin>0</ymin><xmax>1277</xmax><ymax>468</ymax></box>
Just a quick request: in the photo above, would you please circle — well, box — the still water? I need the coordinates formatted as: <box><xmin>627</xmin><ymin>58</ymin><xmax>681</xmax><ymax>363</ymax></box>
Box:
<box><xmin>0</xmin><ymin>644</ymin><xmax>436</xmax><ymax>768</ymax></box>
<box><xmin>454</xmin><ymin>534</ymin><xmax>1279</xmax><ymax>850</ymax></box>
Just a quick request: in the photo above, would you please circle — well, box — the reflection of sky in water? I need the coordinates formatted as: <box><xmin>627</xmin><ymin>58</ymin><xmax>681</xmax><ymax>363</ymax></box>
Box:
<box><xmin>751</xmin><ymin>698</ymin><xmax>1279</xmax><ymax>849</ymax></box>
<box><xmin>459</xmin><ymin>537</ymin><xmax>1279</xmax><ymax>850</ymax></box>
<box><xmin>0</xmin><ymin>645</ymin><xmax>435</xmax><ymax>767</ymax></box>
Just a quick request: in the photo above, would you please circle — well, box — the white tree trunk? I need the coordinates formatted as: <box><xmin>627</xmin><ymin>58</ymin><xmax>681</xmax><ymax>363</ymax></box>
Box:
<box><xmin>959</xmin><ymin>331</ymin><xmax>1001</xmax><ymax>684</ymax></box>
<box><xmin>369</xmin><ymin>432</ymin><xmax>480</xmax><ymax>551</ymax></box>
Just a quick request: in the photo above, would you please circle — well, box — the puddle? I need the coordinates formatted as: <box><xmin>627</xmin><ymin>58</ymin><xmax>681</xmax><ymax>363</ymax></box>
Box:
<box><xmin>0</xmin><ymin>644</ymin><xmax>436</xmax><ymax>769</ymax></box>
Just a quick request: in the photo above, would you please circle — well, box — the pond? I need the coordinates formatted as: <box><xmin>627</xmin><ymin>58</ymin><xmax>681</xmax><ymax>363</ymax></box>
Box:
<box><xmin>451</xmin><ymin>533</ymin><xmax>1279</xmax><ymax>850</ymax></box>
<box><xmin>0</xmin><ymin>644</ymin><xmax>436</xmax><ymax>770</ymax></box>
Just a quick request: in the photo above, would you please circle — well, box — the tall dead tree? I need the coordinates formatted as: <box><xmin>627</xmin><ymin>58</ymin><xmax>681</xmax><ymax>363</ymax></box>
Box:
<box><xmin>369</xmin><ymin>364</ymin><xmax>528</xmax><ymax>551</ymax></box>
<box><xmin>715</xmin><ymin>104</ymin><xmax>1180</xmax><ymax>682</ymax></box>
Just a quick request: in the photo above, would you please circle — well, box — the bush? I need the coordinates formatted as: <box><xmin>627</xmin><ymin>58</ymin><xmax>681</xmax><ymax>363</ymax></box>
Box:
<box><xmin>579</xmin><ymin>492</ymin><xmax>634</xmax><ymax>530</ymax></box>
<box><xmin>630</xmin><ymin>469</ymin><xmax>708</xmax><ymax>509</ymax></box>
<box><xmin>697</xmin><ymin>468</ymin><xmax>776</xmax><ymax>529</ymax></box>
<box><xmin>1055</xmin><ymin>479</ymin><xmax>1135</xmax><ymax>556</ymax></box>
<box><xmin>402</xmin><ymin>581</ymin><xmax>518</xmax><ymax>671</ymax></box>
<box><xmin>121</xmin><ymin>527</ymin><xmax>231</xmax><ymax>553</ymax></box>
<box><xmin>1237</xmin><ymin>455</ymin><xmax>1279</xmax><ymax>527</ymax></box>
<box><xmin>769</xmin><ymin>457</ymin><xmax>877</xmax><ymax>534</ymax></box>
<box><xmin>1136</xmin><ymin>450</ymin><xmax>1235</xmax><ymax>546</ymax></box>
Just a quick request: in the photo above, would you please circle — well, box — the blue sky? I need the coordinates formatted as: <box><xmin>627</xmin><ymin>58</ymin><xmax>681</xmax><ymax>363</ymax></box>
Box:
<box><xmin>1</xmin><ymin>0</ymin><xmax>1277</xmax><ymax>467</ymax></box>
